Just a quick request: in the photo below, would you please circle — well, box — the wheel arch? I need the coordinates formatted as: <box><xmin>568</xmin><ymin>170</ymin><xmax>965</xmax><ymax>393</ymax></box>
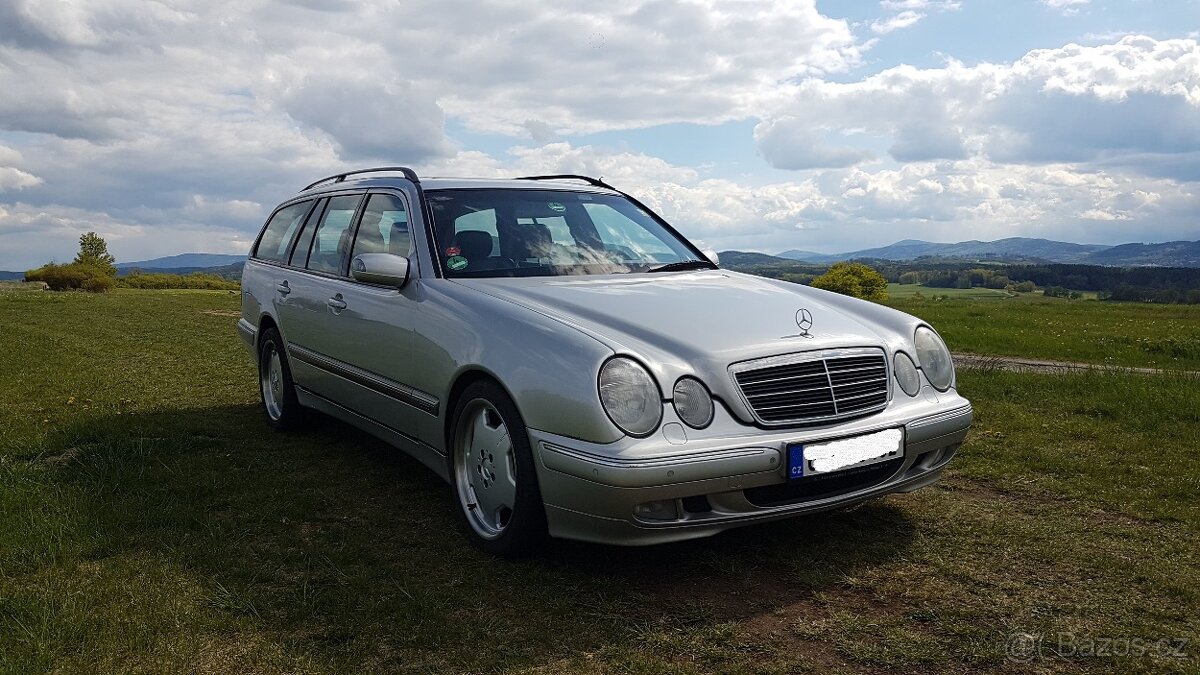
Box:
<box><xmin>442</xmin><ymin>368</ymin><xmax>523</xmax><ymax>451</ymax></box>
<box><xmin>256</xmin><ymin>313</ymin><xmax>280</xmax><ymax>350</ymax></box>
<box><xmin>439</xmin><ymin>367</ymin><xmax>532</xmax><ymax>451</ymax></box>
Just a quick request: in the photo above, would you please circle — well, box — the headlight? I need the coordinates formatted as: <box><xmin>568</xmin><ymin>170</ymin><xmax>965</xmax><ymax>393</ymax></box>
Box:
<box><xmin>914</xmin><ymin>326</ymin><xmax>954</xmax><ymax>391</ymax></box>
<box><xmin>672</xmin><ymin>377</ymin><xmax>714</xmax><ymax>429</ymax></box>
<box><xmin>599</xmin><ymin>357</ymin><xmax>662</xmax><ymax>437</ymax></box>
<box><xmin>893</xmin><ymin>352</ymin><xmax>920</xmax><ymax>396</ymax></box>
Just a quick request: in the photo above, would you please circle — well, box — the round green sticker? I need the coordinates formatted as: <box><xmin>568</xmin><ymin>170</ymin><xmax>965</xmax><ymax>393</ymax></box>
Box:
<box><xmin>446</xmin><ymin>255</ymin><xmax>469</xmax><ymax>271</ymax></box>
<box><xmin>548</xmin><ymin>202</ymin><xmax>566</xmax><ymax>213</ymax></box>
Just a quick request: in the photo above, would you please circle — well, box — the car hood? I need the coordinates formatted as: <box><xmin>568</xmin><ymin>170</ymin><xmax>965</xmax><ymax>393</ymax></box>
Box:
<box><xmin>452</xmin><ymin>270</ymin><xmax>893</xmax><ymax>366</ymax></box>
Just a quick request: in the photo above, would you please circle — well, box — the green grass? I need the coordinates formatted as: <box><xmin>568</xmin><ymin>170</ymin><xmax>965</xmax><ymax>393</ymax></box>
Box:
<box><xmin>0</xmin><ymin>281</ymin><xmax>46</xmax><ymax>292</ymax></box>
<box><xmin>886</xmin><ymin>283</ymin><xmax>1013</xmax><ymax>300</ymax></box>
<box><xmin>1</xmin><ymin>289</ymin><xmax>1198</xmax><ymax>673</ymax></box>
<box><xmin>887</xmin><ymin>292</ymin><xmax>1200</xmax><ymax>370</ymax></box>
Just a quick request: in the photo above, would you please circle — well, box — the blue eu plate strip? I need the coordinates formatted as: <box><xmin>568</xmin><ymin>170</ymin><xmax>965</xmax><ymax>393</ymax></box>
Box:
<box><xmin>787</xmin><ymin>444</ymin><xmax>805</xmax><ymax>481</ymax></box>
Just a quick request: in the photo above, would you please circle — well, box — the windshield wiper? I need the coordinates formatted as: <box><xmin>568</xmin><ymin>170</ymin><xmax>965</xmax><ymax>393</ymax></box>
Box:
<box><xmin>646</xmin><ymin>259</ymin><xmax>718</xmax><ymax>273</ymax></box>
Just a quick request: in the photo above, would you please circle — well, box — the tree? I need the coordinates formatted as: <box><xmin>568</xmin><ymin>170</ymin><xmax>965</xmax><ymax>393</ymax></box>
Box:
<box><xmin>810</xmin><ymin>262</ymin><xmax>889</xmax><ymax>302</ymax></box>
<box><xmin>74</xmin><ymin>232</ymin><xmax>117</xmax><ymax>276</ymax></box>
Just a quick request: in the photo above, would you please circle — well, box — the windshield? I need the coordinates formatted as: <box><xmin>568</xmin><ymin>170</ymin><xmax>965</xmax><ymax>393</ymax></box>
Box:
<box><xmin>426</xmin><ymin>189</ymin><xmax>706</xmax><ymax>278</ymax></box>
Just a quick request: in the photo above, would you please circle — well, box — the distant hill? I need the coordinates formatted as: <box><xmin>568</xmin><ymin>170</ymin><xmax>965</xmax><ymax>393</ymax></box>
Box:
<box><xmin>117</xmin><ymin>253</ymin><xmax>246</xmax><ymax>271</ymax></box>
<box><xmin>1081</xmin><ymin>241</ymin><xmax>1200</xmax><ymax>267</ymax></box>
<box><xmin>119</xmin><ymin>261</ymin><xmax>245</xmax><ymax>280</ymax></box>
<box><xmin>777</xmin><ymin>237</ymin><xmax>1198</xmax><ymax>267</ymax></box>
<box><xmin>717</xmin><ymin>251</ymin><xmax>800</xmax><ymax>268</ymax></box>
<box><xmin>0</xmin><ymin>271</ymin><xmax>23</xmax><ymax>281</ymax></box>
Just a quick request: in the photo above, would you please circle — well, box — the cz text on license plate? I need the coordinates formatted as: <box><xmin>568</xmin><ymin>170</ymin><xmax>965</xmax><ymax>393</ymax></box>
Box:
<box><xmin>787</xmin><ymin>428</ymin><xmax>903</xmax><ymax>481</ymax></box>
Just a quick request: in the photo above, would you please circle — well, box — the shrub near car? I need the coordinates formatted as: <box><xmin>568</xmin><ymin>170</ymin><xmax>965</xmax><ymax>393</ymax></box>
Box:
<box><xmin>240</xmin><ymin>167</ymin><xmax>972</xmax><ymax>555</ymax></box>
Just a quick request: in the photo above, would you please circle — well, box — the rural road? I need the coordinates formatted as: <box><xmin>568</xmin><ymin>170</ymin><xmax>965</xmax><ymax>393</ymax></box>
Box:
<box><xmin>952</xmin><ymin>352</ymin><xmax>1193</xmax><ymax>375</ymax></box>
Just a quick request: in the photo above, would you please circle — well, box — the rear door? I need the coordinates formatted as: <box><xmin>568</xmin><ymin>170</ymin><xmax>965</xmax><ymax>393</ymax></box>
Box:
<box><xmin>272</xmin><ymin>192</ymin><xmax>365</xmax><ymax>400</ymax></box>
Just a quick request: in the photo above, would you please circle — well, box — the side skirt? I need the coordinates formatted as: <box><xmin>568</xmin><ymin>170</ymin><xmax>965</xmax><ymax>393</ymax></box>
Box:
<box><xmin>296</xmin><ymin>386</ymin><xmax>450</xmax><ymax>482</ymax></box>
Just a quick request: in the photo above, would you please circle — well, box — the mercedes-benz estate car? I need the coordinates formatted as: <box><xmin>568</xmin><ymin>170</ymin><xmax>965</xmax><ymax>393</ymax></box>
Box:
<box><xmin>239</xmin><ymin>167</ymin><xmax>972</xmax><ymax>555</ymax></box>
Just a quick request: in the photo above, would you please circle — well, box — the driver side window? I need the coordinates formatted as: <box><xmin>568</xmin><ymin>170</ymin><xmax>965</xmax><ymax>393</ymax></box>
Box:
<box><xmin>351</xmin><ymin>193</ymin><xmax>411</xmax><ymax>260</ymax></box>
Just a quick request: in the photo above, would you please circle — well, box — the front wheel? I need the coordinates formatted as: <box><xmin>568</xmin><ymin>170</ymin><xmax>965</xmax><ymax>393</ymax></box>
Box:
<box><xmin>450</xmin><ymin>381</ymin><xmax>547</xmax><ymax>556</ymax></box>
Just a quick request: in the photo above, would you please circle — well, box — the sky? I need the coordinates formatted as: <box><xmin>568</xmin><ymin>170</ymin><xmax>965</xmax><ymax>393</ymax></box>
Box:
<box><xmin>0</xmin><ymin>0</ymin><xmax>1198</xmax><ymax>269</ymax></box>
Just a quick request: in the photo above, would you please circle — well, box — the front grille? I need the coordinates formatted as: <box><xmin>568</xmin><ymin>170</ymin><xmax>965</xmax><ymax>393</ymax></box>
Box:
<box><xmin>733</xmin><ymin>349</ymin><xmax>889</xmax><ymax>425</ymax></box>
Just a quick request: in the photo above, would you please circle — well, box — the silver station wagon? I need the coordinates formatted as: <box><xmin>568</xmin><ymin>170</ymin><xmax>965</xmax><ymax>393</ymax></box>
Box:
<box><xmin>239</xmin><ymin>167</ymin><xmax>972</xmax><ymax>555</ymax></box>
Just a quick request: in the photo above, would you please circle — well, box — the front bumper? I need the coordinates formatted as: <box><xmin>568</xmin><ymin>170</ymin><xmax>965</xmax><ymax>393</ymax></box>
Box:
<box><xmin>532</xmin><ymin>390</ymin><xmax>972</xmax><ymax>546</ymax></box>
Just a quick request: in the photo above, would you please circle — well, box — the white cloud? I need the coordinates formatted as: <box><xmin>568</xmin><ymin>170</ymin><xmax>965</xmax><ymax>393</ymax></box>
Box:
<box><xmin>1040</xmin><ymin>0</ymin><xmax>1090</xmax><ymax>16</ymax></box>
<box><xmin>0</xmin><ymin>2</ymin><xmax>1196</xmax><ymax>268</ymax></box>
<box><xmin>753</xmin><ymin>122</ymin><xmax>876</xmax><ymax>169</ymax></box>
<box><xmin>871</xmin><ymin>10</ymin><xmax>924</xmax><ymax>35</ymax></box>
<box><xmin>0</xmin><ymin>145</ymin><xmax>42</xmax><ymax>192</ymax></box>
<box><xmin>0</xmin><ymin>167</ymin><xmax>42</xmax><ymax>192</ymax></box>
<box><xmin>0</xmin><ymin>0</ymin><xmax>870</xmax><ymax>267</ymax></box>
<box><xmin>880</xmin><ymin>0</ymin><xmax>960</xmax><ymax>9</ymax></box>
<box><xmin>870</xmin><ymin>0</ymin><xmax>959</xmax><ymax>35</ymax></box>
<box><xmin>414</xmin><ymin>142</ymin><xmax>1200</xmax><ymax>256</ymax></box>
<box><xmin>757</xmin><ymin>37</ymin><xmax>1200</xmax><ymax>181</ymax></box>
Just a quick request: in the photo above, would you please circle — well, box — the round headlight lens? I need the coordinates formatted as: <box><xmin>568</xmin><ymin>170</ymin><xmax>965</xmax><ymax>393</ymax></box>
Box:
<box><xmin>599</xmin><ymin>357</ymin><xmax>663</xmax><ymax>437</ymax></box>
<box><xmin>672</xmin><ymin>377</ymin><xmax>714</xmax><ymax>429</ymax></box>
<box><xmin>893</xmin><ymin>351</ymin><xmax>920</xmax><ymax>397</ymax></box>
<box><xmin>915</xmin><ymin>326</ymin><xmax>954</xmax><ymax>391</ymax></box>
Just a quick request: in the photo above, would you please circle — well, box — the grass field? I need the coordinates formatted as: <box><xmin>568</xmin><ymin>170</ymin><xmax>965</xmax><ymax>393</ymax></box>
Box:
<box><xmin>1</xmin><ymin>289</ymin><xmax>1198</xmax><ymax>673</ymax></box>
<box><xmin>886</xmin><ymin>292</ymin><xmax>1200</xmax><ymax>370</ymax></box>
<box><xmin>886</xmin><ymin>283</ymin><xmax>1013</xmax><ymax>300</ymax></box>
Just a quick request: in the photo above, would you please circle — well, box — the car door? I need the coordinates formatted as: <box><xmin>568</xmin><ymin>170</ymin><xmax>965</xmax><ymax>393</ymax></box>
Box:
<box><xmin>271</xmin><ymin>192</ymin><xmax>366</xmax><ymax>402</ymax></box>
<box><xmin>290</xmin><ymin>191</ymin><xmax>424</xmax><ymax>438</ymax></box>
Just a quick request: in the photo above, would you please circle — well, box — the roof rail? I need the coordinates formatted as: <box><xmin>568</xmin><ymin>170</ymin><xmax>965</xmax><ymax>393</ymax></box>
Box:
<box><xmin>303</xmin><ymin>166</ymin><xmax>420</xmax><ymax>191</ymax></box>
<box><xmin>514</xmin><ymin>174</ymin><xmax>616</xmax><ymax>191</ymax></box>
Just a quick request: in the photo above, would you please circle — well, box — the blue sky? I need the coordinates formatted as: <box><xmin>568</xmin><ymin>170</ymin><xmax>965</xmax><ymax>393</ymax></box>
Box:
<box><xmin>0</xmin><ymin>0</ymin><xmax>1198</xmax><ymax>269</ymax></box>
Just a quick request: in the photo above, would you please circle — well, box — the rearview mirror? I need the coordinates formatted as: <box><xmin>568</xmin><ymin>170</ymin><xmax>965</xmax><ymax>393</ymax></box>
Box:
<box><xmin>351</xmin><ymin>253</ymin><xmax>410</xmax><ymax>288</ymax></box>
<box><xmin>702</xmin><ymin>249</ymin><xmax>720</xmax><ymax>266</ymax></box>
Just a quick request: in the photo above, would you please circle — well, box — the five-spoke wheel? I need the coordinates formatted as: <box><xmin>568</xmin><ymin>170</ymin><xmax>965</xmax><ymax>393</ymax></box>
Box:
<box><xmin>450</xmin><ymin>381</ymin><xmax>547</xmax><ymax>555</ymax></box>
<box><xmin>257</xmin><ymin>327</ymin><xmax>303</xmax><ymax>429</ymax></box>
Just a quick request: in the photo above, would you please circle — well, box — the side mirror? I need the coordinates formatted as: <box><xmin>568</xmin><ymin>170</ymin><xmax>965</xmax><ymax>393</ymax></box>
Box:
<box><xmin>702</xmin><ymin>249</ymin><xmax>720</xmax><ymax>266</ymax></box>
<box><xmin>351</xmin><ymin>253</ymin><xmax>410</xmax><ymax>288</ymax></box>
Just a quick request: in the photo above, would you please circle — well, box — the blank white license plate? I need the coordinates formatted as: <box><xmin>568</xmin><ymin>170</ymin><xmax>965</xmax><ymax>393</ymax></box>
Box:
<box><xmin>786</xmin><ymin>428</ymin><xmax>903</xmax><ymax>481</ymax></box>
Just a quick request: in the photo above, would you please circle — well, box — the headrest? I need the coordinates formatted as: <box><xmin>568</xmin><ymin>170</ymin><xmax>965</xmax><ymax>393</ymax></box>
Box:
<box><xmin>455</xmin><ymin>229</ymin><xmax>493</xmax><ymax>259</ymax></box>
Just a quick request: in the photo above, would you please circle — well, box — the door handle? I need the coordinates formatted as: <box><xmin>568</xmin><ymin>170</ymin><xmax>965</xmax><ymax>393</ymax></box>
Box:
<box><xmin>327</xmin><ymin>294</ymin><xmax>347</xmax><ymax>311</ymax></box>
<box><xmin>276</xmin><ymin>281</ymin><xmax>291</xmax><ymax>295</ymax></box>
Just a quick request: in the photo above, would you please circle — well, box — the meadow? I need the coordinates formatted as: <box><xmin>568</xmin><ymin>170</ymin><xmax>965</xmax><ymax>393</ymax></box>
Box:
<box><xmin>1</xmin><ymin>288</ymin><xmax>1197</xmax><ymax>673</ymax></box>
<box><xmin>885</xmin><ymin>288</ymin><xmax>1200</xmax><ymax>370</ymax></box>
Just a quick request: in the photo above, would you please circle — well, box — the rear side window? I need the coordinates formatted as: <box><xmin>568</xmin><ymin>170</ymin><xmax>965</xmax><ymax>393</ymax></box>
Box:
<box><xmin>254</xmin><ymin>201</ymin><xmax>313</xmax><ymax>262</ymax></box>
<box><xmin>351</xmin><ymin>193</ymin><xmax>411</xmax><ymax>259</ymax></box>
<box><xmin>306</xmin><ymin>194</ymin><xmax>363</xmax><ymax>275</ymax></box>
<box><xmin>287</xmin><ymin>198</ymin><xmax>328</xmax><ymax>268</ymax></box>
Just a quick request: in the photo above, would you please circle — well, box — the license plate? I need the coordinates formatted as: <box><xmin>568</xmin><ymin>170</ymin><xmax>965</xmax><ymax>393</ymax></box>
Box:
<box><xmin>787</xmin><ymin>428</ymin><xmax>903</xmax><ymax>481</ymax></box>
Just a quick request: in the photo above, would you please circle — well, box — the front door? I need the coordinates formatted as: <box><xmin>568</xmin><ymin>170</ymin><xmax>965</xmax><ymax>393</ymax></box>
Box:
<box><xmin>288</xmin><ymin>192</ymin><xmax>423</xmax><ymax>437</ymax></box>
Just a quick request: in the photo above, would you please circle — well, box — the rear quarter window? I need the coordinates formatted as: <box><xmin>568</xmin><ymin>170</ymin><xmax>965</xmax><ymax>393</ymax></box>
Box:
<box><xmin>254</xmin><ymin>201</ymin><xmax>313</xmax><ymax>263</ymax></box>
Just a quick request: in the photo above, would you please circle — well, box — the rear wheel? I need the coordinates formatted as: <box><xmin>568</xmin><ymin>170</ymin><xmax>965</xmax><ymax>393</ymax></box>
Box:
<box><xmin>258</xmin><ymin>327</ymin><xmax>303</xmax><ymax>430</ymax></box>
<box><xmin>450</xmin><ymin>381</ymin><xmax>547</xmax><ymax>556</ymax></box>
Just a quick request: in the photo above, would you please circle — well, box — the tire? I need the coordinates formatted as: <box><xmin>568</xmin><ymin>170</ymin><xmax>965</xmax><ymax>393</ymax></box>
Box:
<box><xmin>258</xmin><ymin>327</ymin><xmax>304</xmax><ymax>430</ymax></box>
<box><xmin>449</xmin><ymin>381</ymin><xmax>548</xmax><ymax>556</ymax></box>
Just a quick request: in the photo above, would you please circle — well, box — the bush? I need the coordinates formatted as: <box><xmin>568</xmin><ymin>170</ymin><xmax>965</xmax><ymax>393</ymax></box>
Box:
<box><xmin>25</xmin><ymin>262</ymin><xmax>115</xmax><ymax>292</ymax></box>
<box><xmin>810</xmin><ymin>262</ymin><xmax>889</xmax><ymax>302</ymax></box>
<box><xmin>117</xmin><ymin>271</ymin><xmax>240</xmax><ymax>291</ymax></box>
<box><xmin>81</xmin><ymin>275</ymin><xmax>116</xmax><ymax>293</ymax></box>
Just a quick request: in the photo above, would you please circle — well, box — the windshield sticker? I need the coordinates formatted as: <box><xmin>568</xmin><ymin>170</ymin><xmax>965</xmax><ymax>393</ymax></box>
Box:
<box><xmin>547</xmin><ymin>202</ymin><xmax>566</xmax><ymax>213</ymax></box>
<box><xmin>446</xmin><ymin>255</ymin><xmax>469</xmax><ymax>271</ymax></box>
<box><xmin>445</xmin><ymin>246</ymin><xmax>461</xmax><ymax>256</ymax></box>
